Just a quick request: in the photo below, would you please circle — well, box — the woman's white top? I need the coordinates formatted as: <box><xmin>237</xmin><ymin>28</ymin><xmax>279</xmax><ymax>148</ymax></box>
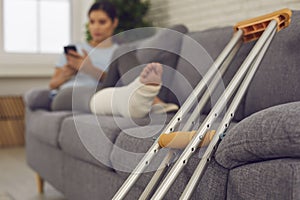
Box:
<box><xmin>55</xmin><ymin>42</ymin><xmax>118</xmax><ymax>89</ymax></box>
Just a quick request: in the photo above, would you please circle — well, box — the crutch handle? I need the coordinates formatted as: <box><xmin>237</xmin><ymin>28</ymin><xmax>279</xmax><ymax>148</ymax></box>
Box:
<box><xmin>158</xmin><ymin>130</ymin><xmax>216</xmax><ymax>149</ymax></box>
<box><xmin>234</xmin><ymin>8</ymin><xmax>292</xmax><ymax>43</ymax></box>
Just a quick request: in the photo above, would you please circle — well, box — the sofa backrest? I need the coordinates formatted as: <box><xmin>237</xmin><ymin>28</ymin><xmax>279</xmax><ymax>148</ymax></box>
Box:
<box><xmin>244</xmin><ymin>10</ymin><xmax>300</xmax><ymax>117</ymax></box>
<box><xmin>109</xmin><ymin>11</ymin><xmax>300</xmax><ymax>121</ymax></box>
<box><xmin>166</xmin><ymin>28</ymin><xmax>225</xmax><ymax>109</ymax></box>
<box><xmin>170</xmin><ymin>26</ymin><xmax>253</xmax><ymax>120</ymax></box>
<box><xmin>110</xmin><ymin>25</ymin><xmax>189</xmax><ymax>103</ymax></box>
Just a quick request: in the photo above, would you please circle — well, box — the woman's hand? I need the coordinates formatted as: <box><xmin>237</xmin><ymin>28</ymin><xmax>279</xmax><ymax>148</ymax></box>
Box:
<box><xmin>66</xmin><ymin>50</ymin><xmax>84</xmax><ymax>71</ymax></box>
<box><xmin>61</xmin><ymin>64</ymin><xmax>77</xmax><ymax>77</ymax></box>
<box><xmin>49</xmin><ymin>65</ymin><xmax>77</xmax><ymax>89</ymax></box>
<box><xmin>66</xmin><ymin>49</ymin><xmax>94</xmax><ymax>71</ymax></box>
<box><xmin>67</xmin><ymin>49</ymin><xmax>106</xmax><ymax>81</ymax></box>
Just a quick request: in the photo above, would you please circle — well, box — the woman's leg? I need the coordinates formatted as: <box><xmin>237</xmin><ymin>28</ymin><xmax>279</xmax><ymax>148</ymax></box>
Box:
<box><xmin>90</xmin><ymin>63</ymin><xmax>163</xmax><ymax>118</ymax></box>
<box><xmin>51</xmin><ymin>86</ymin><xmax>95</xmax><ymax>112</ymax></box>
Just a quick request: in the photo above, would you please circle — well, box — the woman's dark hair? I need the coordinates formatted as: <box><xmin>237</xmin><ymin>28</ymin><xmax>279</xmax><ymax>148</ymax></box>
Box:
<box><xmin>88</xmin><ymin>1</ymin><xmax>117</xmax><ymax>22</ymax></box>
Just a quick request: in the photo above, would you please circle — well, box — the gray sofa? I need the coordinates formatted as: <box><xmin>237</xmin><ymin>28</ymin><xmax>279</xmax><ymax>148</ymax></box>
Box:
<box><xmin>25</xmin><ymin>11</ymin><xmax>300</xmax><ymax>200</ymax></box>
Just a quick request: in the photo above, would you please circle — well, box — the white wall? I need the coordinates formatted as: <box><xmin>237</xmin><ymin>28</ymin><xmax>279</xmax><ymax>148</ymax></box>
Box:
<box><xmin>148</xmin><ymin>0</ymin><xmax>300</xmax><ymax>31</ymax></box>
<box><xmin>0</xmin><ymin>78</ymin><xmax>51</xmax><ymax>96</ymax></box>
<box><xmin>1</xmin><ymin>0</ymin><xmax>299</xmax><ymax>95</ymax></box>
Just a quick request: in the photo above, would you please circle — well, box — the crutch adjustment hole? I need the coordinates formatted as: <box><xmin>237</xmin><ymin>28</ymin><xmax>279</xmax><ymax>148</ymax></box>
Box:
<box><xmin>183</xmin><ymin>160</ymin><xmax>186</xmax><ymax>164</ymax></box>
<box><xmin>225</xmin><ymin>123</ymin><xmax>228</xmax><ymax>128</ymax></box>
<box><xmin>279</xmin><ymin>23</ymin><xmax>285</xmax><ymax>28</ymax></box>
<box><xmin>145</xmin><ymin>161</ymin><xmax>149</xmax><ymax>165</ymax></box>
<box><xmin>191</xmin><ymin>147</ymin><xmax>195</xmax><ymax>152</ymax></box>
<box><xmin>170</xmin><ymin>128</ymin><xmax>173</xmax><ymax>132</ymax></box>
<box><xmin>207</xmin><ymin>158</ymin><xmax>211</xmax><ymax>162</ymax></box>
<box><xmin>207</xmin><ymin>124</ymin><xmax>210</xmax><ymax>128</ymax></box>
<box><xmin>230</xmin><ymin>113</ymin><xmax>234</xmax><ymax>117</ymax></box>
<box><xmin>177</xmin><ymin>118</ymin><xmax>181</xmax><ymax>121</ymax></box>
<box><xmin>214</xmin><ymin>113</ymin><xmax>218</xmax><ymax>117</ymax></box>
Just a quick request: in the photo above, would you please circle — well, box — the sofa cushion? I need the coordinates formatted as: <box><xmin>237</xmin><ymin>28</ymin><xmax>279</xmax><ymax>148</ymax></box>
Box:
<box><xmin>189</xmin><ymin>157</ymin><xmax>228</xmax><ymax>200</ymax></box>
<box><xmin>215</xmin><ymin>101</ymin><xmax>300</xmax><ymax>169</ymax></box>
<box><xmin>227</xmin><ymin>159</ymin><xmax>300</xmax><ymax>200</ymax></box>
<box><xmin>26</xmin><ymin>110</ymin><xmax>73</xmax><ymax>147</ymax></box>
<box><xmin>110</xmin><ymin>124</ymin><xmax>167</xmax><ymax>173</ymax></box>
<box><xmin>136</xmin><ymin>24</ymin><xmax>188</xmax><ymax>64</ymax></box>
<box><xmin>244</xmin><ymin>10</ymin><xmax>300</xmax><ymax>117</ymax></box>
<box><xmin>59</xmin><ymin>113</ymin><xmax>174</xmax><ymax>169</ymax></box>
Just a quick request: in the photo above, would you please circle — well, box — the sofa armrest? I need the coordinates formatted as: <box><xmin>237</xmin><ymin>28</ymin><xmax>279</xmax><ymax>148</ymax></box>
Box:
<box><xmin>24</xmin><ymin>88</ymin><xmax>52</xmax><ymax>111</ymax></box>
<box><xmin>215</xmin><ymin>101</ymin><xmax>300</xmax><ymax>169</ymax></box>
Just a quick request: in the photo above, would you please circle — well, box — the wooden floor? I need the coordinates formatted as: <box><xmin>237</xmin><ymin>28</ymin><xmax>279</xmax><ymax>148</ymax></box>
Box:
<box><xmin>0</xmin><ymin>147</ymin><xmax>66</xmax><ymax>200</ymax></box>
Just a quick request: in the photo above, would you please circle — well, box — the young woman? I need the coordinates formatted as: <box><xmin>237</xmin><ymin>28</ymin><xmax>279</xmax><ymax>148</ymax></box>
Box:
<box><xmin>49</xmin><ymin>1</ymin><xmax>178</xmax><ymax>116</ymax></box>
<box><xmin>49</xmin><ymin>1</ymin><xmax>119</xmax><ymax>90</ymax></box>
<box><xmin>48</xmin><ymin>1</ymin><xmax>120</xmax><ymax>111</ymax></box>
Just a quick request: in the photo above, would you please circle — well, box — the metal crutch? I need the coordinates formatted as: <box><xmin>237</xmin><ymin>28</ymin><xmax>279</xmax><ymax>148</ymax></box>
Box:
<box><xmin>112</xmin><ymin>23</ymin><xmax>244</xmax><ymax>200</ymax></box>
<box><xmin>151</xmin><ymin>8</ymin><xmax>292</xmax><ymax>200</ymax></box>
<box><xmin>179</xmin><ymin>9</ymin><xmax>292</xmax><ymax>199</ymax></box>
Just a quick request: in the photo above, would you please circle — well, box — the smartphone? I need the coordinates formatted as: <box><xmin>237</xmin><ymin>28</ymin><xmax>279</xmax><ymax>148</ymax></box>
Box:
<box><xmin>64</xmin><ymin>45</ymin><xmax>77</xmax><ymax>54</ymax></box>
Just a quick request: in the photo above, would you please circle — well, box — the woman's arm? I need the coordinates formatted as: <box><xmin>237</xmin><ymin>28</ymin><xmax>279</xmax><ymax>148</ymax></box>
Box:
<box><xmin>66</xmin><ymin>50</ymin><xmax>107</xmax><ymax>82</ymax></box>
<box><xmin>49</xmin><ymin>65</ymin><xmax>77</xmax><ymax>89</ymax></box>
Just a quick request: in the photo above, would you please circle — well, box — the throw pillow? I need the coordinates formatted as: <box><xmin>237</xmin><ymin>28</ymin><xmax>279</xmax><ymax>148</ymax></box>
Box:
<box><xmin>215</xmin><ymin>101</ymin><xmax>300</xmax><ymax>169</ymax></box>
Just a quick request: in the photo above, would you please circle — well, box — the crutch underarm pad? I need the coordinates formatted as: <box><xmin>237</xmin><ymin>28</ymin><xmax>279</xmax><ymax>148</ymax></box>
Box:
<box><xmin>234</xmin><ymin>8</ymin><xmax>292</xmax><ymax>43</ymax></box>
<box><xmin>158</xmin><ymin>130</ymin><xmax>216</xmax><ymax>149</ymax></box>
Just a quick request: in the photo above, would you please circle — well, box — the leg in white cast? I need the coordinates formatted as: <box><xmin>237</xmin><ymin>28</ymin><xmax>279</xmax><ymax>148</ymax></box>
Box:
<box><xmin>90</xmin><ymin>63</ymin><xmax>163</xmax><ymax>118</ymax></box>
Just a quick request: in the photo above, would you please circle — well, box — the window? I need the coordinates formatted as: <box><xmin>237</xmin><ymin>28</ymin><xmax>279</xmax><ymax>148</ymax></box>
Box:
<box><xmin>3</xmin><ymin>0</ymin><xmax>71</xmax><ymax>54</ymax></box>
<box><xmin>0</xmin><ymin>0</ymin><xmax>83</xmax><ymax>77</ymax></box>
